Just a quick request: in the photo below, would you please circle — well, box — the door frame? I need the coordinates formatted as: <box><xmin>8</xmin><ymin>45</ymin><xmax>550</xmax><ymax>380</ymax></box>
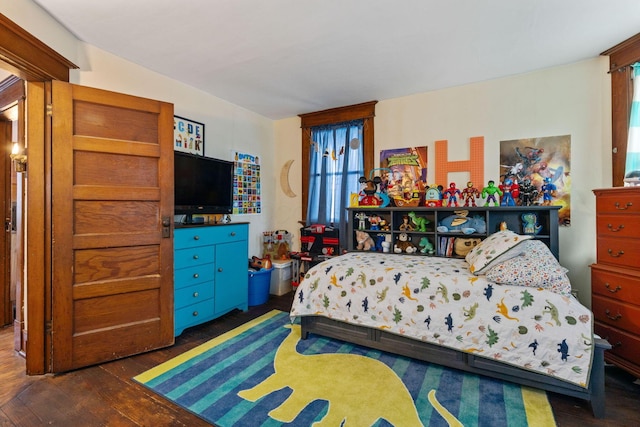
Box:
<box><xmin>0</xmin><ymin>14</ymin><xmax>77</xmax><ymax>374</ymax></box>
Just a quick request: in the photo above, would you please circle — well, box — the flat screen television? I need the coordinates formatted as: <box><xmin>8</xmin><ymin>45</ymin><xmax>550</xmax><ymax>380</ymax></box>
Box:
<box><xmin>174</xmin><ymin>152</ymin><xmax>234</xmax><ymax>222</ymax></box>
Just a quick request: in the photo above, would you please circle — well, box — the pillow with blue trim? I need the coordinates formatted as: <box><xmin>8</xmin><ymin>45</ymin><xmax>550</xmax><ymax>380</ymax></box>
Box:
<box><xmin>465</xmin><ymin>230</ymin><xmax>532</xmax><ymax>275</ymax></box>
<box><xmin>485</xmin><ymin>239</ymin><xmax>572</xmax><ymax>295</ymax></box>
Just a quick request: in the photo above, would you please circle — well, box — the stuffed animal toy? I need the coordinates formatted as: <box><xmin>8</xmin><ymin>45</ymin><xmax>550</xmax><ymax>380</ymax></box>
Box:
<box><xmin>418</xmin><ymin>237</ymin><xmax>435</xmax><ymax>255</ymax></box>
<box><xmin>394</xmin><ymin>232</ymin><xmax>417</xmax><ymax>253</ymax></box>
<box><xmin>453</xmin><ymin>238</ymin><xmax>482</xmax><ymax>257</ymax></box>
<box><xmin>436</xmin><ymin>210</ymin><xmax>486</xmax><ymax>234</ymax></box>
<box><xmin>355</xmin><ymin>230</ymin><xmax>375</xmax><ymax>251</ymax></box>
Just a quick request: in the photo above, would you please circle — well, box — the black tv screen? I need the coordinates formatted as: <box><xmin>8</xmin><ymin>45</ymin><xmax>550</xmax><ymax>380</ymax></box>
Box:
<box><xmin>174</xmin><ymin>152</ymin><xmax>234</xmax><ymax>220</ymax></box>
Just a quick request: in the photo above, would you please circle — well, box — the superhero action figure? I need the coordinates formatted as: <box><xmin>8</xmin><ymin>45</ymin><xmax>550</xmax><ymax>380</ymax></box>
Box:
<box><xmin>461</xmin><ymin>181</ymin><xmax>480</xmax><ymax>207</ymax></box>
<box><xmin>443</xmin><ymin>182</ymin><xmax>461</xmax><ymax>207</ymax></box>
<box><xmin>499</xmin><ymin>178</ymin><xmax>520</xmax><ymax>206</ymax></box>
<box><xmin>541</xmin><ymin>177</ymin><xmax>557</xmax><ymax>205</ymax></box>
<box><xmin>481</xmin><ymin>180</ymin><xmax>503</xmax><ymax>206</ymax></box>
<box><xmin>518</xmin><ymin>178</ymin><xmax>539</xmax><ymax>206</ymax></box>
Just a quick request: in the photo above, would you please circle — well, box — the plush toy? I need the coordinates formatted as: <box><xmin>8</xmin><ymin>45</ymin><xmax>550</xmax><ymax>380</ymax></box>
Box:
<box><xmin>453</xmin><ymin>238</ymin><xmax>482</xmax><ymax>257</ymax></box>
<box><xmin>436</xmin><ymin>210</ymin><xmax>486</xmax><ymax>234</ymax></box>
<box><xmin>408</xmin><ymin>211</ymin><xmax>430</xmax><ymax>232</ymax></box>
<box><xmin>381</xmin><ymin>234</ymin><xmax>392</xmax><ymax>253</ymax></box>
<box><xmin>418</xmin><ymin>237</ymin><xmax>435</xmax><ymax>255</ymax></box>
<box><xmin>355</xmin><ymin>230</ymin><xmax>375</xmax><ymax>251</ymax></box>
<box><xmin>394</xmin><ymin>232</ymin><xmax>417</xmax><ymax>253</ymax></box>
<box><xmin>249</xmin><ymin>255</ymin><xmax>272</xmax><ymax>270</ymax></box>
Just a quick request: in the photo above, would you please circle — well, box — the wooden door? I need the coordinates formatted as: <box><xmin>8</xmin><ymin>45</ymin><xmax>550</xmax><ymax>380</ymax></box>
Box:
<box><xmin>50</xmin><ymin>81</ymin><xmax>174</xmax><ymax>372</ymax></box>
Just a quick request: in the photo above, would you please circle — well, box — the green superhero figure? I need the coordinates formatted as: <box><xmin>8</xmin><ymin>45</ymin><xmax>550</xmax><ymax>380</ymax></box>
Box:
<box><xmin>481</xmin><ymin>180</ymin><xmax>503</xmax><ymax>206</ymax></box>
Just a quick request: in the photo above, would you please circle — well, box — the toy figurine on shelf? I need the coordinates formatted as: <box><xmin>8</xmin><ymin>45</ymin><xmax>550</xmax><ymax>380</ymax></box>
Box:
<box><xmin>518</xmin><ymin>178</ymin><xmax>539</xmax><ymax>206</ymax></box>
<box><xmin>368</xmin><ymin>214</ymin><xmax>382</xmax><ymax>230</ymax></box>
<box><xmin>355</xmin><ymin>212</ymin><xmax>368</xmax><ymax>230</ymax></box>
<box><xmin>358</xmin><ymin>176</ymin><xmax>384</xmax><ymax>206</ymax></box>
<box><xmin>461</xmin><ymin>181</ymin><xmax>480</xmax><ymax>207</ymax></box>
<box><xmin>481</xmin><ymin>180</ymin><xmax>503</xmax><ymax>206</ymax></box>
<box><xmin>521</xmin><ymin>213</ymin><xmax>542</xmax><ymax>235</ymax></box>
<box><xmin>408</xmin><ymin>211</ymin><xmax>429</xmax><ymax>232</ymax></box>
<box><xmin>355</xmin><ymin>230</ymin><xmax>375</xmax><ymax>251</ymax></box>
<box><xmin>443</xmin><ymin>182</ymin><xmax>462</xmax><ymax>207</ymax></box>
<box><xmin>541</xmin><ymin>177</ymin><xmax>557</xmax><ymax>205</ymax></box>
<box><xmin>499</xmin><ymin>178</ymin><xmax>520</xmax><ymax>206</ymax></box>
<box><xmin>398</xmin><ymin>215</ymin><xmax>415</xmax><ymax>231</ymax></box>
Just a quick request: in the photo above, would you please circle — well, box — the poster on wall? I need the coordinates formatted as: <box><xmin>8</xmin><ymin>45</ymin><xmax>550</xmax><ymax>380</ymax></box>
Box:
<box><xmin>233</xmin><ymin>151</ymin><xmax>261</xmax><ymax>215</ymax></box>
<box><xmin>499</xmin><ymin>135</ymin><xmax>571</xmax><ymax>226</ymax></box>
<box><xmin>174</xmin><ymin>116</ymin><xmax>204</xmax><ymax>155</ymax></box>
<box><xmin>379</xmin><ymin>147</ymin><xmax>428</xmax><ymax>206</ymax></box>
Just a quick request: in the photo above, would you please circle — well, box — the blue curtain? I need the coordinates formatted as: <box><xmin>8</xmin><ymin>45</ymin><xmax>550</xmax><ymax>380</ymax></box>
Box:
<box><xmin>307</xmin><ymin>120</ymin><xmax>364</xmax><ymax>243</ymax></box>
<box><xmin>625</xmin><ymin>62</ymin><xmax>640</xmax><ymax>184</ymax></box>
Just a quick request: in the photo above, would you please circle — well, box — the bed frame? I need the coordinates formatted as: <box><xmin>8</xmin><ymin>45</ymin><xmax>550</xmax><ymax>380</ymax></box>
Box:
<box><xmin>300</xmin><ymin>315</ymin><xmax>610</xmax><ymax>418</ymax></box>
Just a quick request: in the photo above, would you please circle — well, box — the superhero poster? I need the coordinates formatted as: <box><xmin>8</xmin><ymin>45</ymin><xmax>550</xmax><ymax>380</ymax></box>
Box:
<box><xmin>499</xmin><ymin>135</ymin><xmax>571</xmax><ymax>226</ymax></box>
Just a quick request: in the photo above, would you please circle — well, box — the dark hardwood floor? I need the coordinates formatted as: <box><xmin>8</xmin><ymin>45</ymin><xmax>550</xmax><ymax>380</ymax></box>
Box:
<box><xmin>1</xmin><ymin>292</ymin><xmax>638</xmax><ymax>426</ymax></box>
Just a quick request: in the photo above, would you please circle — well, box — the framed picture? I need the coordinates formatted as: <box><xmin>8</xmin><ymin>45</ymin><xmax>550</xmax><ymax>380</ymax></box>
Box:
<box><xmin>174</xmin><ymin>116</ymin><xmax>204</xmax><ymax>156</ymax></box>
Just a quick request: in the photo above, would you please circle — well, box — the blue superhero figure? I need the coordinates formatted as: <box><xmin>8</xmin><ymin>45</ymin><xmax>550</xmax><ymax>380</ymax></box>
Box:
<box><xmin>499</xmin><ymin>178</ymin><xmax>519</xmax><ymax>206</ymax></box>
<box><xmin>541</xmin><ymin>177</ymin><xmax>557</xmax><ymax>206</ymax></box>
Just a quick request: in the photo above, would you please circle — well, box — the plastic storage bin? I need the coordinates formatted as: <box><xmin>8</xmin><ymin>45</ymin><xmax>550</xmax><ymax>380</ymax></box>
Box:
<box><xmin>270</xmin><ymin>260</ymin><xmax>292</xmax><ymax>295</ymax></box>
<box><xmin>248</xmin><ymin>268</ymin><xmax>272</xmax><ymax>306</ymax></box>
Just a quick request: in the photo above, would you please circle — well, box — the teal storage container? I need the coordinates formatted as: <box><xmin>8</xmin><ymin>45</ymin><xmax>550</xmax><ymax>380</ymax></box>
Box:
<box><xmin>248</xmin><ymin>268</ymin><xmax>272</xmax><ymax>306</ymax></box>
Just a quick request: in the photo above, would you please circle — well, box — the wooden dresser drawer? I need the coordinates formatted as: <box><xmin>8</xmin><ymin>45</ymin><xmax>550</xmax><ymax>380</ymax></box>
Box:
<box><xmin>174</xmin><ymin>246</ymin><xmax>214</xmax><ymax>269</ymax></box>
<box><xmin>594</xmin><ymin>187</ymin><xmax>640</xmax><ymax>214</ymax></box>
<box><xmin>174</xmin><ymin>263</ymin><xmax>215</xmax><ymax>289</ymax></box>
<box><xmin>175</xmin><ymin>282</ymin><xmax>215</xmax><ymax>309</ymax></box>
<box><xmin>596</xmin><ymin>215</ymin><xmax>640</xmax><ymax>239</ymax></box>
<box><xmin>594</xmin><ymin>322</ymin><xmax>640</xmax><ymax>370</ymax></box>
<box><xmin>175</xmin><ymin>299</ymin><xmax>216</xmax><ymax>331</ymax></box>
<box><xmin>596</xmin><ymin>236</ymin><xmax>640</xmax><ymax>268</ymax></box>
<box><xmin>592</xmin><ymin>294</ymin><xmax>640</xmax><ymax>333</ymax></box>
<box><xmin>591</xmin><ymin>264</ymin><xmax>640</xmax><ymax>305</ymax></box>
<box><xmin>174</xmin><ymin>224</ymin><xmax>248</xmax><ymax>249</ymax></box>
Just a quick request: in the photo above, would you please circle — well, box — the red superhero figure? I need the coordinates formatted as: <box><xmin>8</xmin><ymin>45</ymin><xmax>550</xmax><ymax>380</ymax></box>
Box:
<box><xmin>499</xmin><ymin>178</ymin><xmax>520</xmax><ymax>206</ymax></box>
<box><xmin>461</xmin><ymin>181</ymin><xmax>480</xmax><ymax>207</ymax></box>
<box><xmin>443</xmin><ymin>182</ymin><xmax>461</xmax><ymax>207</ymax></box>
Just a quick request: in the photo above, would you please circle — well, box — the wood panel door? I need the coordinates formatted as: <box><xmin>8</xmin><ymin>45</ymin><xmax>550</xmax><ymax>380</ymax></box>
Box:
<box><xmin>50</xmin><ymin>81</ymin><xmax>174</xmax><ymax>372</ymax></box>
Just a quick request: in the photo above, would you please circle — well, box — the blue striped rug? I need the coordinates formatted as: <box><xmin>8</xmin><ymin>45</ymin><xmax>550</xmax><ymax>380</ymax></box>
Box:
<box><xmin>134</xmin><ymin>310</ymin><xmax>556</xmax><ymax>426</ymax></box>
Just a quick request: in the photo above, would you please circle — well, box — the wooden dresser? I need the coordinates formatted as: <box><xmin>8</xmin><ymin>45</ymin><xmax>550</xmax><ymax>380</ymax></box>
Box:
<box><xmin>591</xmin><ymin>187</ymin><xmax>640</xmax><ymax>378</ymax></box>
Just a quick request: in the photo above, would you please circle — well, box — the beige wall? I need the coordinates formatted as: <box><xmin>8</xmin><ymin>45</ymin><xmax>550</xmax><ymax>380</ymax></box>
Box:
<box><xmin>275</xmin><ymin>58</ymin><xmax>613</xmax><ymax>306</ymax></box>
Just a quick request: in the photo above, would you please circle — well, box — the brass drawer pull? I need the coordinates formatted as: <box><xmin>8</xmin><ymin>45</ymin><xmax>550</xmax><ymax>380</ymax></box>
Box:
<box><xmin>605</xmin><ymin>309</ymin><xmax>622</xmax><ymax>321</ymax></box>
<box><xmin>614</xmin><ymin>201</ymin><xmax>633</xmax><ymax>210</ymax></box>
<box><xmin>607</xmin><ymin>249</ymin><xmax>624</xmax><ymax>258</ymax></box>
<box><xmin>605</xmin><ymin>283</ymin><xmax>622</xmax><ymax>293</ymax></box>
<box><xmin>606</xmin><ymin>223</ymin><xmax>624</xmax><ymax>232</ymax></box>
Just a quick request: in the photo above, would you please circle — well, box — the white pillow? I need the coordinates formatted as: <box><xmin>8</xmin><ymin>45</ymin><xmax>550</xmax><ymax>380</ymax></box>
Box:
<box><xmin>485</xmin><ymin>240</ymin><xmax>572</xmax><ymax>295</ymax></box>
<box><xmin>465</xmin><ymin>230</ymin><xmax>533</xmax><ymax>275</ymax></box>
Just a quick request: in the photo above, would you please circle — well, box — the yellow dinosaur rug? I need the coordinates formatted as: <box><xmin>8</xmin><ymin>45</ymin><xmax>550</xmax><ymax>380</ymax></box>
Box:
<box><xmin>135</xmin><ymin>310</ymin><xmax>556</xmax><ymax>426</ymax></box>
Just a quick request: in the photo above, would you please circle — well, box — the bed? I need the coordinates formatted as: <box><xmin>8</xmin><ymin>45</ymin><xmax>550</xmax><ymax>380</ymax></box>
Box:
<box><xmin>290</xmin><ymin>231</ymin><xmax>609</xmax><ymax>418</ymax></box>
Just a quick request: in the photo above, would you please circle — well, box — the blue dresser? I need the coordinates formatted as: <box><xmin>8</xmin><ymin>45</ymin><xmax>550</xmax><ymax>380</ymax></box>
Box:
<box><xmin>174</xmin><ymin>223</ymin><xmax>249</xmax><ymax>336</ymax></box>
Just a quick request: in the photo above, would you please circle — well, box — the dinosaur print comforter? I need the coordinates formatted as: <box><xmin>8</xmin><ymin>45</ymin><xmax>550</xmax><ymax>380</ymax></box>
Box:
<box><xmin>290</xmin><ymin>252</ymin><xmax>594</xmax><ymax>388</ymax></box>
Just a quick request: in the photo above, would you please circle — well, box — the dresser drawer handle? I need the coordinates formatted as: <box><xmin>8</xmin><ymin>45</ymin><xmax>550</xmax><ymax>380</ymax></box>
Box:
<box><xmin>604</xmin><ymin>283</ymin><xmax>622</xmax><ymax>294</ymax></box>
<box><xmin>218</xmin><ymin>267</ymin><xmax>223</xmax><ymax>272</ymax></box>
<box><xmin>605</xmin><ymin>283</ymin><xmax>622</xmax><ymax>293</ymax></box>
<box><xmin>193</xmin><ymin>273</ymin><xmax>199</xmax><ymax>278</ymax></box>
<box><xmin>193</xmin><ymin>235</ymin><xmax>200</xmax><ymax>240</ymax></box>
<box><xmin>607</xmin><ymin>249</ymin><xmax>624</xmax><ymax>258</ymax></box>
<box><xmin>193</xmin><ymin>292</ymin><xmax>199</xmax><ymax>298</ymax></box>
<box><xmin>605</xmin><ymin>309</ymin><xmax>622</xmax><ymax>321</ymax></box>
<box><xmin>604</xmin><ymin>337</ymin><xmax>622</xmax><ymax>348</ymax></box>
<box><xmin>230</xmin><ymin>232</ymin><xmax>236</xmax><ymax>236</ymax></box>
<box><xmin>614</xmin><ymin>201</ymin><xmax>633</xmax><ymax>210</ymax></box>
<box><xmin>193</xmin><ymin>254</ymin><xmax>199</xmax><ymax>260</ymax></box>
<box><xmin>606</xmin><ymin>223</ymin><xmax>624</xmax><ymax>232</ymax></box>
<box><xmin>192</xmin><ymin>311</ymin><xmax>199</xmax><ymax>317</ymax></box>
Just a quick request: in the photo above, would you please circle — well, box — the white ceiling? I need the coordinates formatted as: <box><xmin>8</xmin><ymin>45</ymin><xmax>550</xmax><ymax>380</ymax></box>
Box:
<box><xmin>32</xmin><ymin>0</ymin><xmax>640</xmax><ymax>120</ymax></box>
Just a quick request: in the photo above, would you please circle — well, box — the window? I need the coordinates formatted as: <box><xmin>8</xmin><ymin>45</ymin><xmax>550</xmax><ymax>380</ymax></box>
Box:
<box><xmin>602</xmin><ymin>32</ymin><xmax>640</xmax><ymax>186</ymax></box>
<box><xmin>299</xmin><ymin>101</ymin><xmax>376</xmax><ymax>240</ymax></box>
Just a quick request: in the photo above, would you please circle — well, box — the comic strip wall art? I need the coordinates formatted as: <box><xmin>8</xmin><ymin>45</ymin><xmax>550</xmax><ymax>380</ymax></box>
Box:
<box><xmin>233</xmin><ymin>151</ymin><xmax>261</xmax><ymax>215</ymax></box>
<box><xmin>499</xmin><ymin>135</ymin><xmax>571</xmax><ymax>226</ymax></box>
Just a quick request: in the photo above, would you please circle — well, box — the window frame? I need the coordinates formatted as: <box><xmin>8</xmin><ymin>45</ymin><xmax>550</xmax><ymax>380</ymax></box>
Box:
<box><xmin>299</xmin><ymin>101</ymin><xmax>377</xmax><ymax>222</ymax></box>
<box><xmin>602</xmin><ymin>32</ymin><xmax>640</xmax><ymax>187</ymax></box>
